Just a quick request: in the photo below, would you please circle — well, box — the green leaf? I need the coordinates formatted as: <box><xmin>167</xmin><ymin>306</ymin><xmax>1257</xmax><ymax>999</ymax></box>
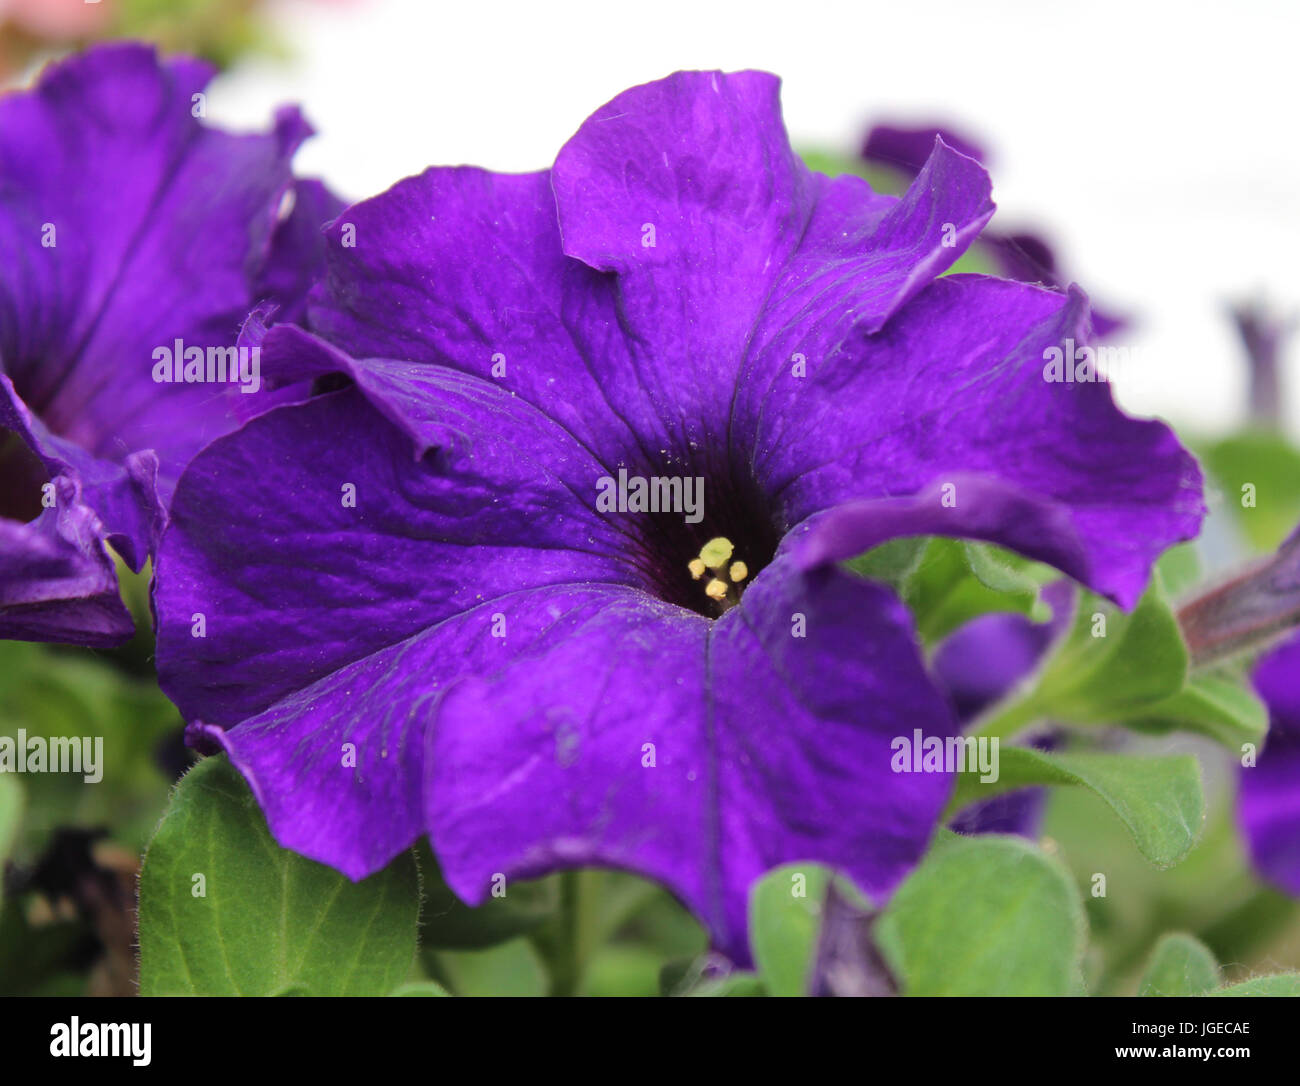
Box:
<box><xmin>1138</xmin><ymin>933</ymin><xmax>1220</xmax><ymax>995</ymax></box>
<box><xmin>874</xmin><ymin>833</ymin><xmax>1087</xmax><ymax>995</ymax></box>
<box><xmin>1156</xmin><ymin>542</ymin><xmax>1203</xmax><ymax>600</ymax></box>
<box><xmin>975</xmin><ymin>572</ymin><xmax>1187</xmax><ymax>743</ymax></box>
<box><xmin>849</xmin><ymin>537</ymin><xmax>1053</xmax><ymax>645</ymax></box>
<box><xmin>1033</xmin><ymin>573</ymin><xmax>1188</xmax><ymax>720</ymax></box>
<box><xmin>389</xmin><ymin>980</ymin><xmax>450</xmax><ymax>996</ymax></box>
<box><xmin>749</xmin><ymin>863</ymin><xmax>832</xmax><ymax>996</ymax></box>
<box><xmin>972</xmin><ymin>561</ymin><xmax>1266</xmax><ymax>754</ymax></box>
<box><xmin>1212</xmin><ymin>973</ymin><xmax>1300</xmax><ymax>996</ymax></box>
<box><xmin>1200</xmin><ymin>431</ymin><xmax>1300</xmax><ymax>552</ymax></box>
<box><xmin>950</xmin><ymin>748</ymin><xmax>1204</xmax><ymax>868</ymax></box>
<box><xmin>429</xmin><ymin>938</ymin><xmax>548</xmax><ymax>997</ymax></box>
<box><xmin>138</xmin><ymin>756</ymin><xmax>420</xmax><ymax>996</ymax></box>
<box><xmin>1123</xmin><ymin>674</ymin><xmax>1268</xmax><ymax>751</ymax></box>
<box><xmin>849</xmin><ymin>536</ymin><xmax>928</xmax><ymax>587</ymax></box>
<box><xmin>687</xmin><ymin>973</ymin><xmax>766</xmax><ymax>997</ymax></box>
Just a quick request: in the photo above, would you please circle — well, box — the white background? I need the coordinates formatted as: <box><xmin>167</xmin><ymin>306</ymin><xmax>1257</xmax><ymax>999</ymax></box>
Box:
<box><xmin>212</xmin><ymin>0</ymin><xmax>1300</xmax><ymax>436</ymax></box>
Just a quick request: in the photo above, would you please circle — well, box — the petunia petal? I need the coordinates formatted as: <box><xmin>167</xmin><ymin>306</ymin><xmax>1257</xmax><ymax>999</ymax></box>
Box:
<box><xmin>859</xmin><ymin>122</ymin><xmax>1128</xmax><ymax>336</ymax></box>
<box><xmin>256</xmin><ymin>178</ymin><xmax>346</xmax><ymax>327</ymax></box>
<box><xmin>0</xmin><ymin>473</ymin><xmax>131</xmax><ymax>646</ymax></box>
<box><xmin>0</xmin><ymin>42</ymin><xmax>309</xmax><ymax>507</ymax></box>
<box><xmin>155</xmin><ymin>375</ymin><xmax>637</xmax><ymax>729</ymax></box>
<box><xmin>1240</xmin><ymin>635</ymin><xmax>1300</xmax><ymax>895</ymax></box>
<box><xmin>934</xmin><ymin>606</ymin><xmax>1063</xmax><ymax>724</ymax></box>
<box><xmin>550</xmin><ymin>70</ymin><xmax>812</xmax><ymax>444</ymax></box>
<box><xmin>862</xmin><ymin>123</ymin><xmax>988</xmax><ymax>176</ymax></box>
<box><xmin>303</xmin><ymin>166</ymin><xmax>675</xmax><ymax>462</ymax></box>
<box><xmin>2</xmin><ymin>374</ymin><xmax>159</xmax><ymax>571</ymax></box>
<box><xmin>428</xmin><ymin>554</ymin><xmax>957</xmax><ymax>963</ymax></box>
<box><xmin>185</xmin><ymin>582</ymin><xmax>625</xmax><ymax>880</ymax></box>
<box><xmin>554</xmin><ymin>74</ymin><xmax>992</xmax><ymax>451</ymax></box>
<box><xmin>760</xmin><ymin>276</ymin><xmax>1201</xmax><ymax>607</ymax></box>
<box><xmin>306</xmin><ymin>78</ymin><xmax>993</xmax><ymax>469</ymax></box>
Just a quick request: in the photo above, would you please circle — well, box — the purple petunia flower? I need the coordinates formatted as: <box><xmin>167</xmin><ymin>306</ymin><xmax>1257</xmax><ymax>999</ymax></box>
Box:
<box><xmin>0</xmin><ymin>43</ymin><xmax>328</xmax><ymax>645</ymax></box>
<box><xmin>1230</xmin><ymin>299</ymin><xmax>1295</xmax><ymax>429</ymax></box>
<box><xmin>153</xmin><ymin>70</ymin><xmax>1202</xmax><ymax>960</ymax></box>
<box><xmin>862</xmin><ymin>122</ymin><xmax>1127</xmax><ymax>337</ymax></box>
<box><xmin>1241</xmin><ymin>634</ymin><xmax>1300</xmax><ymax>895</ymax></box>
<box><xmin>934</xmin><ymin>588</ymin><xmax>1070</xmax><ymax>838</ymax></box>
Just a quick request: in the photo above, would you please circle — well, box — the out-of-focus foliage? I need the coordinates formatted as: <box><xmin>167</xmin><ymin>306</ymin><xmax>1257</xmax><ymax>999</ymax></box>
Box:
<box><xmin>0</xmin><ymin>0</ymin><xmax>328</xmax><ymax>79</ymax></box>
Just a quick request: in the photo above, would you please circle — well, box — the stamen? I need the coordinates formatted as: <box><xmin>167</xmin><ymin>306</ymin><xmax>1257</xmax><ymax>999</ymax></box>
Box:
<box><xmin>685</xmin><ymin>536</ymin><xmax>754</xmax><ymax>613</ymax></box>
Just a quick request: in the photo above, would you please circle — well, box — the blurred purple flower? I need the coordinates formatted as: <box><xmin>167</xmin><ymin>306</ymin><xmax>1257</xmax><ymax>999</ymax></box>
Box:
<box><xmin>862</xmin><ymin>122</ymin><xmax>1127</xmax><ymax>337</ymax></box>
<box><xmin>0</xmin><ymin>44</ymin><xmax>331</xmax><ymax>645</ymax></box>
<box><xmin>934</xmin><ymin>585</ymin><xmax>1071</xmax><ymax>838</ymax></box>
<box><xmin>1230</xmin><ymin>299</ymin><xmax>1296</xmax><ymax>429</ymax></box>
<box><xmin>1242</xmin><ymin>634</ymin><xmax>1300</xmax><ymax>895</ymax></box>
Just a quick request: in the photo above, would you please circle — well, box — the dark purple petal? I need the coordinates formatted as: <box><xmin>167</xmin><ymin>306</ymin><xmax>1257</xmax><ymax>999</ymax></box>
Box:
<box><xmin>982</xmin><ymin>232</ymin><xmax>1127</xmax><ymax>337</ymax></box>
<box><xmin>934</xmin><ymin>589</ymin><xmax>1070</xmax><ymax>838</ymax></box>
<box><xmin>732</xmin><ymin>139</ymin><xmax>993</xmax><ymax>418</ymax></box>
<box><xmin>428</xmin><ymin>554</ymin><xmax>957</xmax><ymax>963</ymax></box>
<box><xmin>257</xmin><ymin>178</ymin><xmax>347</xmax><ymax>327</ymax></box>
<box><xmin>934</xmin><ymin>606</ymin><xmax>1062</xmax><ymax>724</ymax></box>
<box><xmin>182</xmin><ymin>580</ymin><xmax>622</xmax><ymax>879</ymax></box>
<box><xmin>948</xmin><ymin>789</ymin><xmax>1048</xmax><ymax>837</ymax></box>
<box><xmin>1</xmin><ymin>373</ymin><xmax>133</xmax><ymax>643</ymax></box>
<box><xmin>2</xmin><ymin>375</ymin><xmax>159</xmax><ymax>572</ymax></box>
<box><xmin>765</xmin><ymin>278</ymin><xmax>1201</xmax><ymax>608</ymax></box>
<box><xmin>0</xmin><ymin>42</ymin><xmax>308</xmax><ymax>509</ymax></box>
<box><xmin>304</xmin><ymin>167</ymin><xmax>667</xmax><ymax>460</ymax></box>
<box><xmin>554</xmin><ymin>75</ymin><xmax>992</xmax><ymax>448</ymax></box>
<box><xmin>153</xmin><ymin>367</ymin><xmax>652</xmax><ymax>874</ymax></box>
<box><xmin>1240</xmin><ymin>635</ymin><xmax>1300</xmax><ymax>895</ymax></box>
<box><xmin>550</xmin><ymin>69</ymin><xmax>813</xmax><ymax>448</ymax></box>
<box><xmin>155</xmin><ymin>367</ymin><xmax>635</xmax><ymax>728</ymax></box>
<box><xmin>0</xmin><ymin>500</ymin><xmax>132</xmax><ymax>645</ymax></box>
<box><xmin>860</xmin><ymin>123</ymin><xmax>1127</xmax><ymax>336</ymax></box>
<box><xmin>861</xmin><ymin>123</ymin><xmax>988</xmax><ymax>177</ymax></box>
<box><xmin>0</xmin><ymin>469</ymin><xmax>131</xmax><ymax>646</ymax></box>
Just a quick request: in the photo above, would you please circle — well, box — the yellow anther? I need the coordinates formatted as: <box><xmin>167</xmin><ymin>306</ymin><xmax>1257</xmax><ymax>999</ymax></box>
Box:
<box><xmin>699</xmin><ymin>537</ymin><xmax>734</xmax><ymax>570</ymax></box>
<box><xmin>688</xmin><ymin>558</ymin><xmax>706</xmax><ymax>580</ymax></box>
<box><xmin>729</xmin><ymin>561</ymin><xmax>748</xmax><ymax>583</ymax></box>
<box><xmin>704</xmin><ymin>578</ymin><xmax>729</xmax><ymax>601</ymax></box>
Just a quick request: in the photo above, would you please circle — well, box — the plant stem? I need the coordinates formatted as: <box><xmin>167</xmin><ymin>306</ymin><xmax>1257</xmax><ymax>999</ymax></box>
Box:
<box><xmin>537</xmin><ymin>870</ymin><xmax>597</xmax><ymax>997</ymax></box>
<box><xmin>966</xmin><ymin>692</ymin><xmax>1044</xmax><ymax>741</ymax></box>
